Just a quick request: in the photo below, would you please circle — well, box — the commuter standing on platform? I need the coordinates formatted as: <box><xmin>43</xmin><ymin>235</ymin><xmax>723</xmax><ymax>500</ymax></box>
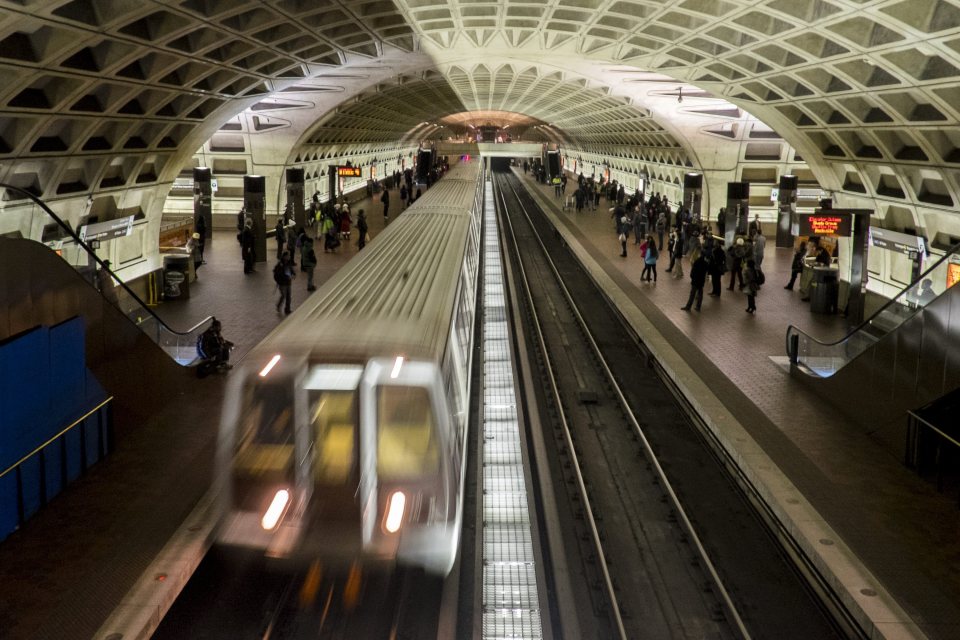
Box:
<box><xmin>274</xmin><ymin>250</ymin><xmax>295</xmax><ymax>314</ymax></box>
<box><xmin>194</xmin><ymin>214</ymin><xmax>206</xmax><ymax>264</ymax></box>
<box><xmin>744</xmin><ymin>259</ymin><xmax>759</xmax><ymax>313</ymax></box>
<box><xmin>381</xmin><ymin>187</ymin><xmax>390</xmax><ymax>221</ymax></box>
<box><xmin>682</xmin><ymin>249</ymin><xmax>708</xmax><ymax>311</ymax></box>
<box><xmin>728</xmin><ymin>237</ymin><xmax>746</xmax><ymax>290</ymax></box>
<box><xmin>642</xmin><ymin>235</ymin><xmax>659</xmax><ymax>282</ymax></box>
<box><xmin>400</xmin><ymin>184</ymin><xmax>408</xmax><ymax>209</ymax></box>
<box><xmin>709</xmin><ymin>242</ymin><xmax>726</xmax><ymax>297</ymax></box>
<box><xmin>286</xmin><ymin>221</ymin><xmax>298</xmax><ymax>267</ymax></box>
<box><xmin>275</xmin><ymin>217</ymin><xmax>285</xmax><ymax>258</ymax></box>
<box><xmin>753</xmin><ymin>230</ymin><xmax>766</xmax><ymax>270</ymax></box>
<box><xmin>785</xmin><ymin>241</ymin><xmax>807</xmax><ymax>290</ymax></box>
<box><xmin>356</xmin><ymin>209</ymin><xmax>368</xmax><ymax>250</ymax></box>
<box><xmin>300</xmin><ymin>233</ymin><xmax>317</xmax><ymax>292</ymax></box>
<box><xmin>241</xmin><ymin>218</ymin><xmax>255</xmax><ymax>274</ymax></box>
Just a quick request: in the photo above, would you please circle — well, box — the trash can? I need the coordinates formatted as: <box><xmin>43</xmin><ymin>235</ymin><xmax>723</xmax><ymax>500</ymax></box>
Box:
<box><xmin>163</xmin><ymin>254</ymin><xmax>191</xmax><ymax>300</ymax></box>
<box><xmin>810</xmin><ymin>267</ymin><xmax>838</xmax><ymax>314</ymax></box>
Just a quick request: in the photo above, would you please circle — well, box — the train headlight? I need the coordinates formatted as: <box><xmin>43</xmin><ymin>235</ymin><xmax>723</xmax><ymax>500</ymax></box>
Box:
<box><xmin>261</xmin><ymin>489</ymin><xmax>290</xmax><ymax>531</ymax></box>
<box><xmin>384</xmin><ymin>491</ymin><xmax>406</xmax><ymax>534</ymax></box>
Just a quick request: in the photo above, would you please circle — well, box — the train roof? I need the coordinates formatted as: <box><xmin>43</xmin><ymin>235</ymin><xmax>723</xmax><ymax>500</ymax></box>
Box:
<box><xmin>255</xmin><ymin>159</ymin><xmax>482</xmax><ymax>363</ymax></box>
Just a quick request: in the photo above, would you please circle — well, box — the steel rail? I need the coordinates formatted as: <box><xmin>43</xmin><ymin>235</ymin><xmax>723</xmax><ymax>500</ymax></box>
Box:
<box><xmin>492</xmin><ymin>173</ymin><xmax>628</xmax><ymax>640</ymax></box>
<box><xmin>498</xmin><ymin>172</ymin><xmax>752</xmax><ymax>640</ymax></box>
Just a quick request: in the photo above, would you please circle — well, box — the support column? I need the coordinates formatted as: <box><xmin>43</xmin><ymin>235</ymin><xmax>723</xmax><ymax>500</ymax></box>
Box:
<box><xmin>244</xmin><ymin>175</ymin><xmax>267</xmax><ymax>263</ymax></box>
<box><xmin>725</xmin><ymin>181</ymin><xmax>750</xmax><ymax>246</ymax></box>
<box><xmin>286</xmin><ymin>168</ymin><xmax>305</xmax><ymax>230</ymax></box>
<box><xmin>776</xmin><ymin>175</ymin><xmax>797</xmax><ymax>248</ymax></box>
<box><xmin>193</xmin><ymin>167</ymin><xmax>212</xmax><ymax>240</ymax></box>
<box><xmin>847</xmin><ymin>209</ymin><xmax>873</xmax><ymax>327</ymax></box>
<box><xmin>682</xmin><ymin>173</ymin><xmax>702</xmax><ymax>220</ymax></box>
<box><xmin>327</xmin><ymin>166</ymin><xmax>338</xmax><ymax>205</ymax></box>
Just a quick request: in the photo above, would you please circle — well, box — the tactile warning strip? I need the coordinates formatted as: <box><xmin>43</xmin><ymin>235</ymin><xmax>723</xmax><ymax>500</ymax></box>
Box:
<box><xmin>480</xmin><ymin>180</ymin><xmax>543</xmax><ymax>639</ymax></box>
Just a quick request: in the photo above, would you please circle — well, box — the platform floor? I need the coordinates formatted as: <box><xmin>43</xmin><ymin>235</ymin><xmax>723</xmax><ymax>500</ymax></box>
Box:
<box><xmin>0</xmin><ymin>187</ymin><xmax>397</xmax><ymax>640</ymax></box>
<box><xmin>518</xmin><ymin>168</ymin><xmax>960</xmax><ymax>639</ymax></box>
<box><xmin>3</xmin><ymin>171</ymin><xmax>959</xmax><ymax>639</ymax></box>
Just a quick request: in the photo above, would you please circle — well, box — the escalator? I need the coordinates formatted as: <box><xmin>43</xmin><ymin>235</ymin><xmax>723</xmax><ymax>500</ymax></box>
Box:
<box><xmin>0</xmin><ymin>183</ymin><xmax>212</xmax><ymax>364</ymax></box>
<box><xmin>786</xmin><ymin>243</ymin><xmax>960</xmax><ymax>436</ymax></box>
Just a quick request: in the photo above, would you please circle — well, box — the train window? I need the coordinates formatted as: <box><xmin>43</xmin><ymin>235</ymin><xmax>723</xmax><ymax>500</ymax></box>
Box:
<box><xmin>377</xmin><ymin>385</ymin><xmax>440</xmax><ymax>480</ymax></box>
<box><xmin>309</xmin><ymin>390</ymin><xmax>357</xmax><ymax>484</ymax></box>
<box><xmin>234</xmin><ymin>383</ymin><xmax>295</xmax><ymax>480</ymax></box>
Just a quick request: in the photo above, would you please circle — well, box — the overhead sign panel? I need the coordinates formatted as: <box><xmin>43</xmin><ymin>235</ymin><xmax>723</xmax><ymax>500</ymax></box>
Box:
<box><xmin>336</xmin><ymin>166</ymin><xmax>362</xmax><ymax>177</ymax></box>
<box><xmin>79</xmin><ymin>215</ymin><xmax>134</xmax><ymax>242</ymax></box>
<box><xmin>796</xmin><ymin>212</ymin><xmax>852</xmax><ymax>237</ymax></box>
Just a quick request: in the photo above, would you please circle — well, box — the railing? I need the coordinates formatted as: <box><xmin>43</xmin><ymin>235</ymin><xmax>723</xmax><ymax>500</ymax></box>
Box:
<box><xmin>786</xmin><ymin>242</ymin><xmax>960</xmax><ymax>377</ymax></box>
<box><xmin>0</xmin><ymin>183</ymin><xmax>213</xmax><ymax>365</ymax></box>
<box><xmin>0</xmin><ymin>397</ymin><xmax>113</xmax><ymax>531</ymax></box>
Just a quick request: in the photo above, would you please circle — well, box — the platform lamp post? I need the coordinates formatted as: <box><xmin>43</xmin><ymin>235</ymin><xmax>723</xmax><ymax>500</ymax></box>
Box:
<box><xmin>193</xmin><ymin>167</ymin><xmax>212</xmax><ymax>241</ymax></box>
<box><xmin>286</xmin><ymin>167</ymin><xmax>305</xmax><ymax>231</ymax></box>
<box><xmin>243</xmin><ymin>175</ymin><xmax>267</xmax><ymax>262</ymax></box>
<box><xmin>776</xmin><ymin>175</ymin><xmax>798</xmax><ymax>248</ymax></box>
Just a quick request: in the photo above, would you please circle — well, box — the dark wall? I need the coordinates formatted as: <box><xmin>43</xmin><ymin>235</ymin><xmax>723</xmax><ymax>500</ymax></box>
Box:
<box><xmin>0</xmin><ymin>239</ymin><xmax>191</xmax><ymax>434</ymax></box>
<box><xmin>796</xmin><ymin>283</ymin><xmax>960</xmax><ymax>454</ymax></box>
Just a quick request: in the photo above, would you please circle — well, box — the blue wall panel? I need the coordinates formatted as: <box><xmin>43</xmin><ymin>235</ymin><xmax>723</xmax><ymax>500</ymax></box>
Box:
<box><xmin>0</xmin><ymin>328</ymin><xmax>48</xmax><ymax>470</ymax></box>
<box><xmin>48</xmin><ymin>318</ymin><xmax>86</xmax><ymax>438</ymax></box>
<box><xmin>18</xmin><ymin>456</ymin><xmax>42</xmax><ymax>520</ymax></box>
<box><xmin>0</xmin><ymin>475</ymin><xmax>18</xmax><ymax>540</ymax></box>
<box><xmin>43</xmin><ymin>442</ymin><xmax>64</xmax><ymax>500</ymax></box>
<box><xmin>64</xmin><ymin>427</ymin><xmax>83</xmax><ymax>483</ymax></box>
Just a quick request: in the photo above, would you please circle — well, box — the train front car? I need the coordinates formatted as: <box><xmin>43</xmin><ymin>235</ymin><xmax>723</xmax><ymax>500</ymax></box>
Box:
<box><xmin>214</xmin><ymin>160</ymin><xmax>483</xmax><ymax>577</ymax></box>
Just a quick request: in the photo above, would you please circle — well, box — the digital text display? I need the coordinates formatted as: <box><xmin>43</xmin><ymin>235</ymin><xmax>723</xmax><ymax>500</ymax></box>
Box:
<box><xmin>336</xmin><ymin>166</ymin><xmax>362</xmax><ymax>177</ymax></box>
<box><xmin>797</xmin><ymin>213</ymin><xmax>852</xmax><ymax>237</ymax></box>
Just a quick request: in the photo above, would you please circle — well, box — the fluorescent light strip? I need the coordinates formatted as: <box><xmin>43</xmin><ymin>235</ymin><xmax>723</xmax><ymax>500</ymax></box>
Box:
<box><xmin>259</xmin><ymin>354</ymin><xmax>281</xmax><ymax>377</ymax></box>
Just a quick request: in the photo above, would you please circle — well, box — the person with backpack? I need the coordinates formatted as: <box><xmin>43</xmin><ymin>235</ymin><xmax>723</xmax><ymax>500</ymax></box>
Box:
<box><xmin>274</xmin><ymin>251</ymin><xmax>295</xmax><ymax>314</ymax></box>
<box><xmin>300</xmin><ymin>233</ymin><xmax>317</xmax><ymax>292</ymax></box>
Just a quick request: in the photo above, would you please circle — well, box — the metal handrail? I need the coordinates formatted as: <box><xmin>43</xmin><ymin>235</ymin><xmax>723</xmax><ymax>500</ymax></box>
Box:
<box><xmin>786</xmin><ymin>241</ymin><xmax>960</xmax><ymax>361</ymax></box>
<box><xmin>0</xmin><ymin>183</ymin><xmax>214</xmax><ymax>339</ymax></box>
<box><xmin>0</xmin><ymin>396</ymin><xmax>113</xmax><ymax>481</ymax></box>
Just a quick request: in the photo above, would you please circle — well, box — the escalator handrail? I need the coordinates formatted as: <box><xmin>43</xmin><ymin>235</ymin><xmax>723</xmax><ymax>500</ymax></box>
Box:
<box><xmin>786</xmin><ymin>240</ymin><xmax>960</xmax><ymax>356</ymax></box>
<box><xmin>1</xmin><ymin>183</ymin><xmax>213</xmax><ymax>338</ymax></box>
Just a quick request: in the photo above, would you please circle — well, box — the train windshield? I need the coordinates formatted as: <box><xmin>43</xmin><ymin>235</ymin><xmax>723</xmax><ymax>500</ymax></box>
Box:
<box><xmin>234</xmin><ymin>382</ymin><xmax>295</xmax><ymax>481</ymax></box>
<box><xmin>377</xmin><ymin>385</ymin><xmax>440</xmax><ymax>480</ymax></box>
<box><xmin>304</xmin><ymin>366</ymin><xmax>362</xmax><ymax>485</ymax></box>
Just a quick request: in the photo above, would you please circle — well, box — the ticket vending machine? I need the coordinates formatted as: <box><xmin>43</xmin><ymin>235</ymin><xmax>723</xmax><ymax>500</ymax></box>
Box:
<box><xmin>193</xmin><ymin>167</ymin><xmax>212</xmax><ymax>241</ymax></box>
<box><xmin>243</xmin><ymin>175</ymin><xmax>267</xmax><ymax>263</ymax></box>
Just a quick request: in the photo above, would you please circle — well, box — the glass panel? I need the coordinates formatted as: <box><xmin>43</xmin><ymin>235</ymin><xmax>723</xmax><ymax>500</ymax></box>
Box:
<box><xmin>377</xmin><ymin>385</ymin><xmax>439</xmax><ymax>480</ymax></box>
<box><xmin>309</xmin><ymin>389</ymin><xmax>357</xmax><ymax>484</ymax></box>
<box><xmin>233</xmin><ymin>382</ymin><xmax>295</xmax><ymax>480</ymax></box>
<box><xmin>788</xmin><ymin>245</ymin><xmax>960</xmax><ymax>377</ymax></box>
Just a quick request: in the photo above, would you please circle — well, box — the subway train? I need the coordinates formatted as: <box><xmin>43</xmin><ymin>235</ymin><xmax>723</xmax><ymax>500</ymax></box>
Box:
<box><xmin>213</xmin><ymin>159</ymin><xmax>483</xmax><ymax>576</ymax></box>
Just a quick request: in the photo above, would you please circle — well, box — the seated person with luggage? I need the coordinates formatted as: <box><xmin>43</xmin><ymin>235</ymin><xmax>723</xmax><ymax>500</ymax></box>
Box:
<box><xmin>196</xmin><ymin>317</ymin><xmax>234</xmax><ymax>377</ymax></box>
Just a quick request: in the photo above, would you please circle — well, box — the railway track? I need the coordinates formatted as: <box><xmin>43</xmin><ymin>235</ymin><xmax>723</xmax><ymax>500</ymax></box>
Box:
<box><xmin>492</xmin><ymin>169</ymin><xmax>846</xmax><ymax>639</ymax></box>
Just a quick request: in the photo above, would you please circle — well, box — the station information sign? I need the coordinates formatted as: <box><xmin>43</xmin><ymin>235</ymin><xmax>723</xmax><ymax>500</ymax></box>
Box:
<box><xmin>80</xmin><ymin>215</ymin><xmax>135</xmax><ymax>243</ymax></box>
<box><xmin>796</xmin><ymin>212</ymin><xmax>852</xmax><ymax>237</ymax></box>
<box><xmin>336</xmin><ymin>166</ymin><xmax>362</xmax><ymax>178</ymax></box>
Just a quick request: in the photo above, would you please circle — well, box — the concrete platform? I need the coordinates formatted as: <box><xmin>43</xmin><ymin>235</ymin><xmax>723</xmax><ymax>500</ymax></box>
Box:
<box><xmin>517</xmin><ymin>168</ymin><xmax>960</xmax><ymax>640</ymax></box>
<box><xmin>0</xmin><ymin>187</ymin><xmax>400</xmax><ymax>640</ymax></box>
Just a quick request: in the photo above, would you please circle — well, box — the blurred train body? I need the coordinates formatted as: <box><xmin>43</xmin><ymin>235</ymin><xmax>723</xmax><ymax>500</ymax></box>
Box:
<box><xmin>214</xmin><ymin>160</ymin><xmax>484</xmax><ymax>575</ymax></box>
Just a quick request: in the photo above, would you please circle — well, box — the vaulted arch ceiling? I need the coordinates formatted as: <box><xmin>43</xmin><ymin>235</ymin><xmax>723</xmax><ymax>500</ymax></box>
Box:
<box><xmin>0</xmin><ymin>0</ymin><xmax>959</xmax><ymax>243</ymax></box>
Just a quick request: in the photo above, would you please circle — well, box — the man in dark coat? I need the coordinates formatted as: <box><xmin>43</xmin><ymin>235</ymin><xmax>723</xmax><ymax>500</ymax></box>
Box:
<box><xmin>682</xmin><ymin>252</ymin><xmax>709</xmax><ymax>311</ymax></box>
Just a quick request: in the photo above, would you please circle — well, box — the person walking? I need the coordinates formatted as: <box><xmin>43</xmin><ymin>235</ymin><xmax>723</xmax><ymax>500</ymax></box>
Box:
<box><xmin>241</xmin><ymin>218</ymin><xmax>255</xmax><ymax>274</ymax></box>
<box><xmin>785</xmin><ymin>241</ymin><xmax>807</xmax><ymax>290</ymax></box>
<box><xmin>286</xmin><ymin>221</ymin><xmax>298</xmax><ymax>267</ymax></box>
<box><xmin>274</xmin><ymin>250</ymin><xmax>295</xmax><ymax>314</ymax></box>
<box><xmin>682</xmin><ymin>250</ymin><xmax>708</xmax><ymax>311</ymax></box>
<box><xmin>642</xmin><ymin>235</ymin><xmax>659</xmax><ymax>282</ymax></box>
<box><xmin>753</xmin><ymin>230</ymin><xmax>766</xmax><ymax>270</ymax></box>
<box><xmin>300</xmin><ymin>233</ymin><xmax>317</xmax><ymax>292</ymax></box>
<box><xmin>744</xmin><ymin>259</ymin><xmax>759</xmax><ymax>313</ymax></box>
<box><xmin>356</xmin><ymin>209</ymin><xmax>369</xmax><ymax>250</ymax></box>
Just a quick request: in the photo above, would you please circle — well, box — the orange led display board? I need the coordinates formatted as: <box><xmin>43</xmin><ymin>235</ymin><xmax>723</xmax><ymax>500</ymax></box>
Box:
<box><xmin>336</xmin><ymin>166</ymin><xmax>362</xmax><ymax>177</ymax></box>
<box><xmin>947</xmin><ymin>262</ymin><xmax>960</xmax><ymax>290</ymax></box>
<box><xmin>797</xmin><ymin>213</ymin><xmax>852</xmax><ymax>237</ymax></box>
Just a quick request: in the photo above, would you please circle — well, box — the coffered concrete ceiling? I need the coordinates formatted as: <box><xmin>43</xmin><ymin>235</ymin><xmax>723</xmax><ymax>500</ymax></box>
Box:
<box><xmin>1</xmin><ymin>0</ymin><xmax>959</xmax><ymax>242</ymax></box>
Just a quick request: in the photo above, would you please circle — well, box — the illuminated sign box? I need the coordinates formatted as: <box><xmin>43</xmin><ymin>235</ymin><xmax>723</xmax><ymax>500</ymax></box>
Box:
<box><xmin>336</xmin><ymin>166</ymin><xmax>362</xmax><ymax>177</ymax></box>
<box><xmin>796</xmin><ymin>213</ymin><xmax>852</xmax><ymax>237</ymax></box>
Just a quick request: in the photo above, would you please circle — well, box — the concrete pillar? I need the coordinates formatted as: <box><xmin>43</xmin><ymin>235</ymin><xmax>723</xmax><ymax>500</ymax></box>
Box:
<box><xmin>776</xmin><ymin>175</ymin><xmax>797</xmax><ymax>248</ymax></box>
<box><xmin>244</xmin><ymin>175</ymin><xmax>267</xmax><ymax>263</ymax></box>
<box><xmin>725</xmin><ymin>181</ymin><xmax>750</xmax><ymax>246</ymax></box>
<box><xmin>682</xmin><ymin>173</ymin><xmax>703</xmax><ymax>219</ymax></box>
<box><xmin>286</xmin><ymin>167</ymin><xmax>305</xmax><ymax>230</ymax></box>
<box><xmin>193</xmin><ymin>167</ymin><xmax>212</xmax><ymax>240</ymax></box>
